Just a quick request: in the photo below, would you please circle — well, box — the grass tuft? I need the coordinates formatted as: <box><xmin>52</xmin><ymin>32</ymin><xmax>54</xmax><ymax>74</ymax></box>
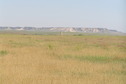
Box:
<box><xmin>0</xmin><ymin>50</ymin><xmax>8</xmax><ymax>56</ymax></box>
<box><xmin>47</xmin><ymin>44</ymin><xmax>54</xmax><ymax>50</ymax></box>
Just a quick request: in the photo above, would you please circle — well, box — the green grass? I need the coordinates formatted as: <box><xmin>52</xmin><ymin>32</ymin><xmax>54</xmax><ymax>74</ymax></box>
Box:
<box><xmin>0</xmin><ymin>50</ymin><xmax>8</xmax><ymax>56</ymax></box>
<box><xmin>59</xmin><ymin>55</ymin><xmax>126</xmax><ymax>63</ymax></box>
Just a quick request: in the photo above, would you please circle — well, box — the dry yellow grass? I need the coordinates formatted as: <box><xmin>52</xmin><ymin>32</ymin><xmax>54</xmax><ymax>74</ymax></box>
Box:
<box><xmin>0</xmin><ymin>34</ymin><xmax>126</xmax><ymax>84</ymax></box>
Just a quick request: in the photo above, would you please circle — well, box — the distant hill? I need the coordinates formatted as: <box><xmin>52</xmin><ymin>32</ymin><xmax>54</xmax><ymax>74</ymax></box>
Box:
<box><xmin>0</xmin><ymin>26</ymin><xmax>125</xmax><ymax>35</ymax></box>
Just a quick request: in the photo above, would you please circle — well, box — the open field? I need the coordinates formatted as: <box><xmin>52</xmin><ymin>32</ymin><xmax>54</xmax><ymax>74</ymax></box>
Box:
<box><xmin>0</xmin><ymin>34</ymin><xmax>126</xmax><ymax>84</ymax></box>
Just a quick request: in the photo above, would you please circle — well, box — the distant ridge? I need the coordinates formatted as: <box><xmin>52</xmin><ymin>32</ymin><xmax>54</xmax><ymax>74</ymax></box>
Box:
<box><xmin>0</xmin><ymin>26</ymin><xmax>124</xmax><ymax>34</ymax></box>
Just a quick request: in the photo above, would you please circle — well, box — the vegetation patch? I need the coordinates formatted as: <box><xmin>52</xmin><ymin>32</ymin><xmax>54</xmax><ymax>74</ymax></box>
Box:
<box><xmin>75</xmin><ymin>56</ymin><xmax>110</xmax><ymax>63</ymax></box>
<box><xmin>0</xmin><ymin>50</ymin><xmax>8</xmax><ymax>56</ymax></box>
<box><xmin>60</xmin><ymin>55</ymin><xmax>126</xmax><ymax>63</ymax></box>
<box><xmin>9</xmin><ymin>41</ymin><xmax>35</xmax><ymax>47</ymax></box>
<box><xmin>105</xmin><ymin>70</ymin><xmax>126</xmax><ymax>75</ymax></box>
<box><xmin>48</xmin><ymin>44</ymin><xmax>53</xmax><ymax>50</ymax></box>
<box><xmin>71</xmin><ymin>72</ymin><xmax>89</xmax><ymax>77</ymax></box>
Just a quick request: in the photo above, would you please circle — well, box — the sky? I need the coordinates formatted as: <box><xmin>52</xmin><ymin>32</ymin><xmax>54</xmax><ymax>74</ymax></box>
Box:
<box><xmin>0</xmin><ymin>0</ymin><xmax>125</xmax><ymax>32</ymax></box>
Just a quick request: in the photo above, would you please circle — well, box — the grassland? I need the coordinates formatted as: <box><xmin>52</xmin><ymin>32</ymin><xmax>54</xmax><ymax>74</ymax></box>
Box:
<box><xmin>0</xmin><ymin>34</ymin><xmax>126</xmax><ymax>84</ymax></box>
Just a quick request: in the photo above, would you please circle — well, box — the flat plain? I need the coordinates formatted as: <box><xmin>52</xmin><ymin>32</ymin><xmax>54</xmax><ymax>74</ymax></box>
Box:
<box><xmin>0</xmin><ymin>34</ymin><xmax>126</xmax><ymax>84</ymax></box>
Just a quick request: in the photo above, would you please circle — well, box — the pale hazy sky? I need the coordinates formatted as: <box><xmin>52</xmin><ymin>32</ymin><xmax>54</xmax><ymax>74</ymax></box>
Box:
<box><xmin>0</xmin><ymin>0</ymin><xmax>125</xmax><ymax>32</ymax></box>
